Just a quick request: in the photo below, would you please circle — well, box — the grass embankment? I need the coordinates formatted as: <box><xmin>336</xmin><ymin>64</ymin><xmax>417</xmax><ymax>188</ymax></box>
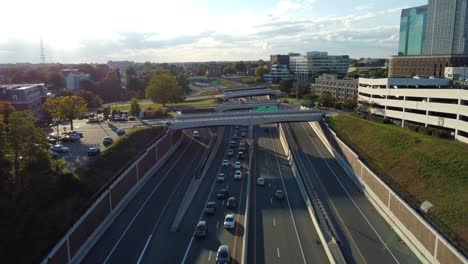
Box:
<box><xmin>189</xmin><ymin>89</ymin><xmax>223</xmax><ymax>97</ymax></box>
<box><xmin>36</xmin><ymin>127</ymin><xmax>163</xmax><ymax>262</ymax></box>
<box><xmin>278</xmin><ymin>97</ymin><xmax>302</xmax><ymax>103</ymax></box>
<box><xmin>105</xmin><ymin>98</ymin><xmax>221</xmax><ymax>112</ymax></box>
<box><xmin>213</xmin><ymin>78</ymin><xmax>238</xmax><ymax>88</ymax></box>
<box><xmin>327</xmin><ymin>115</ymin><xmax>468</xmax><ymax>249</ymax></box>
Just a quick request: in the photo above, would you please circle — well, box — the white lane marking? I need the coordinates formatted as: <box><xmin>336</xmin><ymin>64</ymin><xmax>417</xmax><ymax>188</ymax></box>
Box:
<box><xmin>277</xmin><ymin>248</ymin><xmax>281</xmax><ymax>258</ymax></box>
<box><xmin>268</xmin><ymin>129</ymin><xmax>307</xmax><ymax>264</ymax></box>
<box><xmin>216</xmin><ymin>221</ymin><xmax>219</xmax><ymax>229</ymax></box>
<box><xmin>208</xmin><ymin>251</ymin><xmax>212</xmax><ymax>261</ymax></box>
<box><xmin>270</xmin><ymin>198</ymin><xmax>273</xmax><ymax>205</ymax></box>
<box><xmin>269</xmin><ymin>183</ymin><xmax>271</xmax><ymax>188</ymax></box>
<box><xmin>103</xmin><ymin>142</ymin><xmax>192</xmax><ymax>264</ymax></box>
<box><xmin>136</xmin><ymin>235</ymin><xmax>152</xmax><ymax>264</ymax></box>
<box><xmin>300</xmin><ymin>122</ymin><xmax>401</xmax><ymax>264</ymax></box>
<box><xmin>273</xmin><ymin>218</ymin><xmax>276</xmax><ymax>227</ymax></box>
<box><xmin>181</xmin><ymin>127</ymin><xmax>234</xmax><ymax>264</ymax></box>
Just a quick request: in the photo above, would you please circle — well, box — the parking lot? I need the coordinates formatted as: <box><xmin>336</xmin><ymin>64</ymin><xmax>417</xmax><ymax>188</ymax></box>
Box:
<box><xmin>43</xmin><ymin>119</ymin><xmax>145</xmax><ymax>170</ymax></box>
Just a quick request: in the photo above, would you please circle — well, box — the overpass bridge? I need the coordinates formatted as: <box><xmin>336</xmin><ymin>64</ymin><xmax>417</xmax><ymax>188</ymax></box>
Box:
<box><xmin>222</xmin><ymin>89</ymin><xmax>286</xmax><ymax>101</ymax></box>
<box><xmin>223</xmin><ymin>85</ymin><xmax>270</xmax><ymax>92</ymax></box>
<box><xmin>215</xmin><ymin>100</ymin><xmax>279</xmax><ymax>112</ymax></box>
<box><xmin>168</xmin><ymin>109</ymin><xmax>324</xmax><ymax>130</ymax></box>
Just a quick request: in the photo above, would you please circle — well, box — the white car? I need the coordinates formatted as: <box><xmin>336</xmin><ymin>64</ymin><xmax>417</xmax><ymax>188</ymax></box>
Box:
<box><xmin>224</xmin><ymin>214</ymin><xmax>235</xmax><ymax>229</ymax></box>
<box><xmin>239</xmin><ymin>145</ymin><xmax>245</xmax><ymax>151</ymax></box>
<box><xmin>256</xmin><ymin>177</ymin><xmax>265</xmax><ymax>186</ymax></box>
<box><xmin>222</xmin><ymin>159</ymin><xmax>229</xmax><ymax>167</ymax></box>
<box><xmin>68</xmin><ymin>133</ymin><xmax>81</xmax><ymax>141</ymax></box>
<box><xmin>193</xmin><ymin>130</ymin><xmax>199</xmax><ymax>138</ymax></box>
<box><xmin>228</xmin><ymin>149</ymin><xmax>234</xmax><ymax>156</ymax></box>
<box><xmin>234</xmin><ymin>161</ymin><xmax>241</xmax><ymax>169</ymax></box>
<box><xmin>50</xmin><ymin>144</ymin><xmax>69</xmax><ymax>153</ymax></box>
<box><xmin>234</xmin><ymin>170</ymin><xmax>242</xmax><ymax>180</ymax></box>
<box><xmin>217</xmin><ymin>173</ymin><xmax>225</xmax><ymax>182</ymax></box>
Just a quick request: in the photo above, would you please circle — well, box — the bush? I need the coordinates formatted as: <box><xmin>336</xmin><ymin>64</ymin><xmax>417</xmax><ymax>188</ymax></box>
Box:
<box><xmin>302</xmin><ymin>100</ymin><xmax>314</xmax><ymax>108</ymax></box>
<box><xmin>334</xmin><ymin>103</ymin><xmax>343</xmax><ymax>110</ymax></box>
<box><xmin>303</xmin><ymin>93</ymin><xmax>318</xmax><ymax>101</ymax></box>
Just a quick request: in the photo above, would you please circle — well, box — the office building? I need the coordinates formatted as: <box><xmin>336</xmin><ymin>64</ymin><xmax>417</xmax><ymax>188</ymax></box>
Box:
<box><xmin>398</xmin><ymin>5</ymin><xmax>427</xmax><ymax>56</ymax></box>
<box><xmin>388</xmin><ymin>54</ymin><xmax>468</xmax><ymax>77</ymax></box>
<box><xmin>64</xmin><ymin>70</ymin><xmax>90</xmax><ymax>90</ymax></box>
<box><xmin>357</xmin><ymin>78</ymin><xmax>468</xmax><ymax>143</ymax></box>
<box><xmin>311</xmin><ymin>74</ymin><xmax>358</xmax><ymax>102</ymax></box>
<box><xmin>270</xmin><ymin>55</ymin><xmax>290</xmax><ymax>65</ymax></box>
<box><xmin>263</xmin><ymin>64</ymin><xmax>292</xmax><ymax>83</ymax></box>
<box><xmin>289</xmin><ymin>52</ymin><xmax>349</xmax><ymax>81</ymax></box>
<box><xmin>0</xmin><ymin>83</ymin><xmax>48</xmax><ymax>118</ymax></box>
<box><xmin>423</xmin><ymin>0</ymin><xmax>468</xmax><ymax>55</ymax></box>
<box><xmin>206</xmin><ymin>64</ymin><xmax>221</xmax><ymax>77</ymax></box>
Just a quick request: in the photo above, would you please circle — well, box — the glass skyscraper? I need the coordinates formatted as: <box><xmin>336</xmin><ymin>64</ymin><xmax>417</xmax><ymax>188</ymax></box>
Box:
<box><xmin>398</xmin><ymin>5</ymin><xmax>427</xmax><ymax>56</ymax></box>
<box><xmin>423</xmin><ymin>0</ymin><xmax>468</xmax><ymax>55</ymax></box>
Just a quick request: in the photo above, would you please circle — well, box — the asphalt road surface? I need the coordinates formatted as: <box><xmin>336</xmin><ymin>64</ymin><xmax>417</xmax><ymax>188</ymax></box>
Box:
<box><xmin>286</xmin><ymin>122</ymin><xmax>419</xmax><ymax>264</ymax></box>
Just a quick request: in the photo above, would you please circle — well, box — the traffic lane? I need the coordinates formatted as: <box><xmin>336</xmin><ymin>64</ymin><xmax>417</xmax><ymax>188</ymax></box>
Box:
<box><xmin>291</xmin><ymin>122</ymin><xmax>418</xmax><ymax>264</ymax></box>
<box><xmin>184</xmin><ymin>127</ymin><xmax>249</xmax><ymax>264</ymax></box>
<box><xmin>299</xmin><ymin>122</ymin><xmax>418</xmax><ymax>263</ymax></box>
<box><xmin>82</xmin><ymin>138</ymin><xmax>205</xmax><ymax>264</ymax></box>
<box><xmin>269</xmin><ymin>126</ymin><xmax>328</xmax><ymax>263</ymax></box>
<box><xmin>140</xmin><ymin>127</ymin><xmax>232</xmax><ymax>264</ymax></box>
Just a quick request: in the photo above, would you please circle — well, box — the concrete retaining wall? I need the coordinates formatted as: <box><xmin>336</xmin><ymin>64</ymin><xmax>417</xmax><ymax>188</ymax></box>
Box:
<box><xmin>310</xmin><ymin>120</ymin><xmax>467</xmax><ymax>264</ymax></box>
<box><xmin>42</xmin><ymin>129</ymin><xmax>184</xmax><ymax>264</ymax></box>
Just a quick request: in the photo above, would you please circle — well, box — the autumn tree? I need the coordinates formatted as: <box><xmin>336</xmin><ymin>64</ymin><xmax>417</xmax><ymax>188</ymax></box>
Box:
<box><xmin>130</xmin><ymin>98</ymin><xmax>141</xmax><ymax>116</ymax></box>
<box><xmin>45</xmin><ymin>96</ymin><xmax>88</xmax><ymax>130</ymax></box>
<box><xmin>279</xmin><ymin>79</ymin><xmax>293</xmax><ymax>94</ymax></box>
<box><xmin>318</xmin><ymin>91</ymin><xmax>334</xmax><ymax>107</ymax></box>
<box><xmin>146</xmin><ymin>74</ymin><xmax>185</xmax><ymax>105</ymax></box>
<box><xmin>255</xmin><ymin>66</ymin><xmax>269</xmax><ymax>81</ymax></box>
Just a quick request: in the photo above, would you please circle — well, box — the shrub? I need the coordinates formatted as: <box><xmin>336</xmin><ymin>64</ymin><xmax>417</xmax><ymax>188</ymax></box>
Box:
<box><xmin>302</xmin><ymin>100</ymin><xmax>314</xmax><ymax>108</ymax></box>
<box><xmin>144</xmin><ymin>105</ymin><xmax>167</xmax><ymax>119</ymax></box>
<box><xmin>334</xmin><ymin>103</ymin><xmax>343</xmax><ymax>110</ymax></box>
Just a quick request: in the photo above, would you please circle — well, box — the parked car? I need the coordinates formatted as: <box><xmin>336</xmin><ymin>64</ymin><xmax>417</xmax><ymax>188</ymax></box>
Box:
<box><xmin>194</xmin><ymin>220</ymin><xmax>207</xmax><ymax>238</ymax></box>
<box><xmin>205</xmin><ymin>201</ymin><xmax>216</xmax><ymax>215</ymax></box>
<box><xmin>103</xmin><ymin>136</ymin><xmax>114</xmax><ymax>145</ymax></box>
<box><xmin>217</xmin><ymin>173</ymin><xmax>225</xmax><ymax>182</ymax></box>
<box><xmin>226</xmin><ymin>197</ymin><xmax>237</xmax><ymax>209</ymax></box>
<box><xmin>65</xmin><ymin>133</ymin><xmax>81</xmax><ymax>142</ymax></box>
<box><xmin>256</xmin><ymin>177</ymin><xmax>265</xmax><ymax>186</ymax></box>
<box><xmin>116</xmin><ymin>128</ymin><xmax>126</xmax><ymax>135</ymax></box>
<box><xmin>275</xmin><ymin>189</ymin><xmax>285</xmax><ymax>200</ymax></box>
<box><xmin>234</xmin><ymin>170</ymin><xmax>242</xmax><ymax>180</ymax></box>
<box><xmin>217</xmin><ymin>189</ymin><xmax>229</xmax><ymax>199</ymax></box>
<box><xmin>129</xmin><ymin>116</ymin><xmax>136</xmax><ymax>121</ymax></box>
<box><xmin>216</xmin><ymin>245</ymin><xmax>230</xmax><ymax>264</ymax></box>
<box><xmin>193</xmin><ymin>130</ymin><xmax>199</xmax><ymax>138</ymax></box>
<box><xmin>87</xmin><ymin>147</ymin><xmax>101</xmax><ymax>156</ymax></box>
<box><xmin>50</xmin><ymin>144</ymin><xmax>69</xmax><ymax>153</ymax></box>
<box><xmin>224</xmin><ymin>214</ymin><xmax>235</xmax><ymax>229</ymax></box>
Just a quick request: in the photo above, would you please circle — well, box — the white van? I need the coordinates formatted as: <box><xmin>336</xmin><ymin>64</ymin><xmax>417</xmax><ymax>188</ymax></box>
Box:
<box><xmin>193</xmin><ymin>130</ymin><xmax>199</xmax><ymax>138</ymax></box>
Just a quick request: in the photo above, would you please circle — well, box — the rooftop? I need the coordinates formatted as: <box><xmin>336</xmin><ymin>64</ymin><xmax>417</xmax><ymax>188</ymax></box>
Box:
<box><xmin>0</xmin><ymin>83</ymin><xmax>45</xmax><ymax>90</ymax></box>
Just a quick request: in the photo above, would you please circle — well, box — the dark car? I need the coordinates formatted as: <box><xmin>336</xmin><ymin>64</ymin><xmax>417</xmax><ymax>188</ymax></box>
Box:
<box><xmin>87</xmin><ymin>147</ymin><xmax>101</xmax><ymax>156</ymax></box>
<box><xmin>226</xmin><ymin>197</ymin><xmax>237</xmax><ymax>209</ymax></box>
<box><xmin>217</xmin><ymin>189</ymin><xmax>229</xmax><ymax>199</ymax></box>
<box><xmin>237</xmin><ymin>151</ymin><xmax>244</xmax><ymax>160</ymax></box>
<box><xmin>216</xmin><ymin>245</ymin><xmax>230</xmax><ymax>264</ymax></box>
<box><xmin>205</xmin><ymin>201</ymin><xmax>216</xmax><ymax>215</ymax></box>
<box><xmin>275</xmin><ymin>189</ymin><xmax>285</xmax><ymax>200</ymax></box>
<box><xmin>229</xmin><ymin>140</ymin><xmax>236</xmax><ymax>147</ymax></box>
<box><xmin>103</xmin><ymin>136</ymin><xmax>114</xmax><ymax>146</ymax></box>
<box><xmin>194</xmin><ymin>220</ymin><xmax>207</xmax><ymax>238</ymax></box>
<box><xmin>241</xmin><ymin>132</ymin><xmax>247</xmax><ymax>138</ymax></box>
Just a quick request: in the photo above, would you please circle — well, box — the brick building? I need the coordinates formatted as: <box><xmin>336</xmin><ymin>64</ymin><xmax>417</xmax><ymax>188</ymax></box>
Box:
<box><xmin>388</xmin><ymin>55</ymin><xmax>468</xmax><ymax>77</ymax></box>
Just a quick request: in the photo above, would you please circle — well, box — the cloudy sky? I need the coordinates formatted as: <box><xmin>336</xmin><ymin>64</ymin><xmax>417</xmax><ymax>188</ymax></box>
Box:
<box><xmin>0</xmin><ymin>0</ymin><xmax>427</xmax><ymax>63</ymax></box>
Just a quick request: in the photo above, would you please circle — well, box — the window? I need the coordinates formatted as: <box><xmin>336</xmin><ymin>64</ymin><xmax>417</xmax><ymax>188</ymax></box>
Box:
<box><xmin>429</xmin><ymin>111</ymin><xmax>457</xmax><ymax>119</ymax></box>
<box><xmin>429</xmin><ymin>98</ymin><xmax>458</xmax><ymax>104</ymax></box>
<box><xmin>405</xmin><ymin>108</ymin><xmax>426</xmax><ymax>115</ymax></box>
<box><xmin>387</xmin><ymin>106</ymin><xmax>403</xmax><ymax>112</ymax></box>
<box><xmin>12</xmin><ymin>95</ymin><xmax>17</xmax><ymax>101</ymax></box>
<box><xmin>460</xmin><ymin>115</ymin><xmax>468</xmax><ymax>122</ymax></box>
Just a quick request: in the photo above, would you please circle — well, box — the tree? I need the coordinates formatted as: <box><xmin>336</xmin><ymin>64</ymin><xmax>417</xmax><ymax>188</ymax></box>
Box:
<box><xmin>296</xmin><ymin>81</ymin><xmax>310</xmax><ymax>98</ymax></box>
<box><xmin>279</xmin><ymin>79</ymin><xmax>293</xmax><ymax>94</ymax></box>
<box><xmin>0</xmin><ymin>101</ymin><xmax>15</xmax><ymax>123</ymax></box>
<box><xmin>258</xmin><ymin>59</ymin><xmax>266</xmax><ymax>66</ymax></box>
<box><xmin>146</xmin><ymin>74</ymin><xmax>185</xmax><ymax>105</ymax></box>
<box><xmin>46</xmin><ymin>72</ymin><xmax>65</xmax><ymax>89</ymax></box>
<box><xmin>344</xmin><ymin>96</ymin><xmax>358</xmax><ymax>110</ymax></box>
<box><xmin>45</xmin><ymin>96</ymin><xmax>88</xmax><ymax>130</ymax></box>
<box><xmin>130</xmin><ymin>98</ymin><xmax>141</xmax><ymax>116</ymax></box>
<box><xmin>234</xmin><ymin>61</ymin><xmax>247</xmax><ymax>74</ymax></box>
<box><xmin>176</xmin><ymin>74</ymin><xmax>190</xmax><ymax>94</ymax></box>
<box><xmin>255</xmin><ymin>66</ymin><xmax>269</xmax><ymax>81</ymax></box>
<box><xmin>318</xmin><ymin>91</ymin><xmax>334</xmax><ymax>107</ymax></box>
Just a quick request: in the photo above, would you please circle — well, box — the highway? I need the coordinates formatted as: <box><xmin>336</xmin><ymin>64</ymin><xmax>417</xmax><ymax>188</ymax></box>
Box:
<box><xmin>82</xmin><ymin>128</ymin><xmax>211</xmax><ymax>264</ymax></box>
<box><xmin>247</xmin><ymin>124</ymin><xmax>328</xmax><ymax>263</ymax></box>
<box><xmin>181</xmin><ymin>126</ymin><xmax>249</xmax><ymax>264</ymax></box>
<box><xmin>286</xmin><ymin>122</ymin><xmax>419</xmax><ymax>264</ymax></box>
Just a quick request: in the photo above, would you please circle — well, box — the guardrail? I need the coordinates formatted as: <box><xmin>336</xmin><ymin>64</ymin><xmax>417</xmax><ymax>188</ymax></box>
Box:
<box><xmin>42</xmin><ymin>129</ymin><xmax>185</xmax><ymax>264</ymax></box>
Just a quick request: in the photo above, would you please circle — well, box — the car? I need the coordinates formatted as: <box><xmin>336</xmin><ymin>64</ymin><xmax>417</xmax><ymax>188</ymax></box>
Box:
<box><xmin>48</xmin><ymin>150</ymin><xmax>58</xmax><ymax>159</ymax></box>
<box><xmin>239</xmin><ymin>145</ymin><xmax>245</xmax><ymax>151</ymax></box>
<box><xmin>234</xmin><ymin>170</ymin><xmax>242</xmax><ymax>180</ymax></box>
<box><xmin>129</xmin><ymin>116</ymin><xmax>136</xmax><ymax>121</ymax></box>
<box><xmin>216</xmin><ymin>245</ymin><xmax>230</xmax><ymax>264</ymax></box>
<box><xmin>47</xmin><ymin>137</ymin><xmax>58</xmax><ymax>144</ymax></box>
<box><xmin>114</xmin><ymin>114</ymin><xmax>121</xmax><ymax>120</ymax></box>
<box><xmin>224</xmin><ymin>214</ymin><xmax>235</xmax><ymax>229</ymax></box>
<box><xmin>193</xmin><ymin>130</ymin><xmax>199</xmax><ymax>138</ymax></box>
<box><xmin>232</xmin><ymin>134</ymin><xmax>239</xmax><ymax>140</ymax></box>
<box><xmin>275</xmin><ymin>189</ymin><xmax>285</xmax><ymax>200</ymax></box>
<box><xmin>217</xmin><ymin>189</ymin><xmax>229</xmax><ymax>199</ymax></box>
<box><xmin>194</xmin><ymin>220</ymin><xmax>207</xmax><ymax>238</ymax></box>
<box><xmin>237</xmin><ymin>151</ymin><xmax>244</xmax><ymax>160</ymax></box>
<box><xmin>239</xmin><ymin>140</ymin><xmax>245</xmax><ymax>146</ymax></box>
<box><xmin>103</xmin><ymin>136</ymin><xmax>114</xmax><ymax>145</ymax></box>
<box><xmin>217</xmin><ymin>173</ymin><xmax>225</xmax><ymax>182</ymax></box>
<box><xmin>241</xmin><ymin>132</ymin><xmax>247</xmax><ymax>138</ymax></box>
<box><xmin>48</xmin><ymin>132</ymin><xmax>60</xmax><ymax>140</ymax></box>
<box><xmin>256</xmin><ymin>177</ymin><xmax>265</xmax><ymax>186</ymax></box>
<box><xmin>116</xmin><ymin>128</ymin><xmax>126</xmax><ymax>135</ymax></box>
<box><xmin>229</xmin><ymin>140</ymin><xmax>236</xmax><ymax>147</ymax></box>
<box><xmin>68</xmin><ymin>131</ymin><xmax>84</xmax><ymax>138</ymax></box>
<box><xmin>234</xmin><ymin>161</ymin><xmax>241</xmax><ymax>169</ymax></box>
<box><xmin>66</xmin><ymin>133</ymin><xmax>81</xmax><ymax>142</ymax></box>
<box><xmin>205</xmin><ymin>201</ymin><xmax>216</xmax><ymax>215</ymax></box>
<box><xmin>222</xmin><ymin>159</ymin><xmax>229</xmax><ymax>167</ymax></box>
<box><xmin>227</xmin><ymin>149</ymin><xmax>234</xmax><ymax>156</ymax></box>
<box><xmin>87</xmin><ymin>147</ymin><xmax>101</xmax><ymax>156</ymax></box>
<box><xmin>50</xmin><ymin>144</ymin><xmax>69</xmax><ymax>153</ymax></box>
<box><xmin>108</xmin><ymin>114</ymin><xmax>113</xmax><ymax>120</ymax></box>
<box><xmin>226</xmin><ymin>197</ymin><xmax>237</xmax><ymax>209</ymax></box>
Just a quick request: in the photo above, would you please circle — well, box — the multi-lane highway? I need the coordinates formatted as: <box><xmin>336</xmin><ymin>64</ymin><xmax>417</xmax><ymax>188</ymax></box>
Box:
<box><xmin>248</xmin><ymin>124</ymin><xmax>328</xmax><ymax>263</ymax></box>
<box><xmin>286</xmin><ymin>122</ymin><xmax>418</xmax><ymax>264</ymax></box>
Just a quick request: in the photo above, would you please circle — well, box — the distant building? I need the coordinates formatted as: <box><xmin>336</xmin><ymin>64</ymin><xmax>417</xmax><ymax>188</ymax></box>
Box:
<box><xmin>398</xmin><ymin>5</ymin><xmax>427</xmax><ymax>56</ymax></box>
<box><xmin>206</xmin><ymin>64</ymin><xmax>221</xmax><ymax>77</ymax></box>
<box><xmin>423</xmin><ymin>0</ymin><xmax>468</xmax><ymax>55</ymax></box>
<box><xmin>348</xmin><ymin>66</ymin><xmax>387</xmax><ymax>73</ymax></box>
<box><xmin>358</xmin><ymin>77</ymin><xmax>468</xmax><ymax>143</ymax></box>
<box><xmin>263</xmin><ymin>64</ymin><xmax>292</xmax><ymax>83</ymax></box>
<box><xmin>388</xmin><ymin>54</ymin><xmax>468</xmax><ymax>77</ymax></box>
<box><xmin>107</xmin><ymin>60</ymin><xmax>135</xmax><ymax>70</ymax></box>
<box><xmin>289</xmin><ymin>52</ymin><xmax>349</xmax><ymax>81</ymax></box>
<box><xmin>270</xmin><ymin>55</ymin><xmax>290</xmax><ymax>65</ymax></box>
<box><xmin>311</xmin><ymin>74</ymin><xmax>358</xmax><ymax>102</ymax></box>
<box><xmin>0</xmin><ymin>83</ymin><xmax>48</xmax><ymax>118</ymax></box>
<box><xmin>64</xmin><ymin>70</ymin><xmax>90</xmax><ymax>90</ymax></box>
<box><xmin>444</xmin><ymin>67</ymin><xmax>468</xmax><ymax>80</ymax></box>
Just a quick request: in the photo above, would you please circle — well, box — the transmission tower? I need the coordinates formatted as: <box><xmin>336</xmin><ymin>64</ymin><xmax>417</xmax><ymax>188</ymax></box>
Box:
<box><xmin>40</xmin><ymin>35</ymin><xmax>46</xmax><ymax>64</ymax></box>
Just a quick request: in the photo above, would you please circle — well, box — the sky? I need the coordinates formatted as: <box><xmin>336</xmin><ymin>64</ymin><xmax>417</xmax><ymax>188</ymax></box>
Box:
<box><xmin>0</xmin><ymin>0</ymin><xmax>428</xmax><ymax>63</ymax></box>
